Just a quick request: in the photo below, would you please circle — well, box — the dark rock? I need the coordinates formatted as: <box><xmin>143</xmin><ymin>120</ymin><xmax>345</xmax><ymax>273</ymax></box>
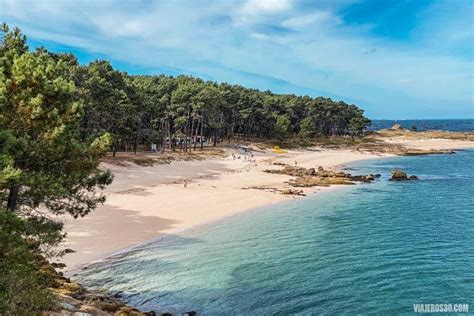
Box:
<box><xmin>306</xmin><ymin>168</ymin><xmax>316</xmax><ymax>175</ymax></box>
<box><xmin>184</xmin><ymin>312</ymin><xmax>197</xmax><ymax>316</ymax></box>
<box><xmin>390</xmin><ymin>169</ymin><xmax>418</xmax><ymax>181</ymax></box>
<box><xmin>390</xmin><ymin>169</ymin><xmax>407</xmax><ymax>180</ymax></box>
<box><xmin>51</xmin><ymin>262</ymin><xmax>67</xmax><ymax>269</ymax></box>
<box><xmin>374</xmin><ymin>174</ymin><xmax>381</xmax><ymax>178</ymax></box>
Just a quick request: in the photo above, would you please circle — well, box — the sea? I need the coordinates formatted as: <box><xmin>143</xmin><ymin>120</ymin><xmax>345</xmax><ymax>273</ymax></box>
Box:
<box><xmin>369</xmin><ymin>119</ymin><xmax>474</xmax><ymax>132</ymax></box>
<box><xmin>73</xmin><ymin>147</ymin><xmax>474</xmax><ymax>315</ymax></box>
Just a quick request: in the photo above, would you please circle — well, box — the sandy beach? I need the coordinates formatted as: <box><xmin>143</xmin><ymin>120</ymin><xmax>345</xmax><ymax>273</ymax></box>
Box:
<box><xmin>61</xmin><ymin>138</ymin><xmax>474</xmax><ymax>270</ymax></box>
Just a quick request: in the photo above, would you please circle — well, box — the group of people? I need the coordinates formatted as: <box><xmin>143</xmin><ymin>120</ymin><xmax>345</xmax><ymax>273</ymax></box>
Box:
<box><xmin>231</xmin><ymin>144</ymin><xmax>257</xmax><ymax>162</ymax></box>
<box><xmin>231</xmin><ymin>151</ymin><xmax>256</xmax><ymax>162</ymax></box>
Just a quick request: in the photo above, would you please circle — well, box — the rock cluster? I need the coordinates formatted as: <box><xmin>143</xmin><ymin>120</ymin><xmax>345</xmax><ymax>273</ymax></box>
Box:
<box><xmin>279</xmin><ymin>188</ymin><xmax>305</xmax><ymax>196</ymax></box>
<box><xmin>242</xmin><ymin>185</ymin><xmax>305</xmax><ymax>196</ymax></box>
<box><xmin>400</xmin><ymin>149</ymin><xmax>454</xmax><ymax>156</ymax></box>
<box><xmin>390</xmin><ymin>169</ymin><xmax>418</xmax><ymax>181</ymax></box>
<box><xmin>39</xmin><ymin>259</ymin><xmax>185</xmax><ymax>315</ymax></box>
<box><xmin>264</xmin><ymin>164</ymin><xmax>380</xmax><ymax>187</ymax></box>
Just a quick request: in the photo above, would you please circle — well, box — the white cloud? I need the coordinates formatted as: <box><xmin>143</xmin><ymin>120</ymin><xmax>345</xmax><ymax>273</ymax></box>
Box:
<box><xmin>235</xmin><ymin>0</ymin><xmax>293</xmax><ymax>25</ymax></box>
<box><xmin>250</xmin><ymin>32</ymin><xmax>269</xmax><ymax>40</ymax></box>
<box><xmin>240</xmin><ymin>0</ymin><xmax>292</xmax><ymax>15</ymax></box>
<box><xmin>0</xmin><ymin>0</ymin><xmax>472</xmax><ymax>118</ymax></box>
<box><xmin>281</xmin><ymin>11</ymin><xmax>340</xmax><ymax>28</ymax></box>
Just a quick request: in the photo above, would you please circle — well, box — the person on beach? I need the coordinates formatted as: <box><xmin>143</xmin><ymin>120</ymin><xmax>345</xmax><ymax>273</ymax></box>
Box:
<box><xmin>184</xmin><ymin>179</ymin><xmax>187</xmax><ymax>188</ymax></box>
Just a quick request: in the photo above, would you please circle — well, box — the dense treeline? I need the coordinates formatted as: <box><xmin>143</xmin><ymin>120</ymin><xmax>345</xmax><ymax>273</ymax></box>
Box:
<box><xmin>47</xmin><ymin>52</ymin><xmax>370</xmax><ymax>155</ymax></box>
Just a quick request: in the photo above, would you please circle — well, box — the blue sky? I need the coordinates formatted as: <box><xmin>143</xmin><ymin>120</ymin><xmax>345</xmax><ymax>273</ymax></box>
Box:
<box><xmin>1</xmin><ymin>0</ymin><xmax>473</xmax><ymax>119</ymax></box>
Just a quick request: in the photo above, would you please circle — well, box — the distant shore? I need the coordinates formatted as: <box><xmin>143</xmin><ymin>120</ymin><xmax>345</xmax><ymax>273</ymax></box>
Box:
<box><xmin>60</xmin><ymin>133</ymin><xmax>474</xmax><ymax>271</ymax></box>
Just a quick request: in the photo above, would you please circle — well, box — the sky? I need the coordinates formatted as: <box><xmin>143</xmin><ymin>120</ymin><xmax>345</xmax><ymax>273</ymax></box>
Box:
<box><xmin>1</xmin><ymin>0</ymin><xmax>473</xmax><ymax>119</ymax></box>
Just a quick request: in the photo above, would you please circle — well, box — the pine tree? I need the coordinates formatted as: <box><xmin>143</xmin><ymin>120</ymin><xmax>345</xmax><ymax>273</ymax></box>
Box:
<box><xmin>0</xmin><ymin>24</ymin><xmax>112</xmax><ymax>216</ymax></box>
<box><xmin>0</xmin><ymin>23</ymin><xmax>113</xmax><ymax>313</ymax></box>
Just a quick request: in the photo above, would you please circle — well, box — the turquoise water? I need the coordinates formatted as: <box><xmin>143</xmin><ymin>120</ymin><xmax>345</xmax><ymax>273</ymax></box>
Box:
<box><xmin>74</xmin><ymin>150</ymin><xmax>474</xmax><ymax>315</ymax></box>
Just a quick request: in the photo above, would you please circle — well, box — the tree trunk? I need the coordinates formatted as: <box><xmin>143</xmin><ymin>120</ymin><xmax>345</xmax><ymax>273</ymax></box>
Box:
<box><xmin>6</xmin><ymin>184</ymin><xmax>19</xmax><ymax>212</ymax></box>
<box><xmin>193</xmin><ymin>119</ymin><xmax>199</xmax><ymax>151</ymax></box>
<box><xmin>190</xmin><ymin>118</ymin><xmax>195</xmax><ymax>152</ymax></box>
<box><xmin>184</xmin><ymin>125</ymin><xmax>188</xmax><ymax>152</ymax></box>
<box><xmin>200</xmin><ymin>118</ymin><xmax>204</xmax><ymax>150</ymax></box>
<box><xmin>213</xmin><ymin>129</ymin><xmax>217</xmax><ymax>147</ymax></box>
<box><xmin>167</xmin><ymin>119</ymin><xmax>172</xmax><ymax>150</ymax></box>
<box><xmin>228</xmin><ymin>122</ymin><xmax>233</xmax><ymax>144</ymax></box>
<box><xmin>161</xmin><ymin>120</ymin><xmax>165</xmax><ymax>153</ymax></box>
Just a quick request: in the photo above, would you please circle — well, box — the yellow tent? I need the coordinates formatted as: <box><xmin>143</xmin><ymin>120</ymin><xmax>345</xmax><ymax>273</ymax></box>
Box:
<box><xmin>272</xmin><ymin>145</ymin><xmax>287</xmax><ymax>154</ymax></box>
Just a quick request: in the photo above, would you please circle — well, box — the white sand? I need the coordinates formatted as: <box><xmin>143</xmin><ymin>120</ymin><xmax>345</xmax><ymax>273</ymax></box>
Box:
<box><xmin>61</xmin><ymin>139</ymin><xmax>474</xmax><ymax>269</ymax></box>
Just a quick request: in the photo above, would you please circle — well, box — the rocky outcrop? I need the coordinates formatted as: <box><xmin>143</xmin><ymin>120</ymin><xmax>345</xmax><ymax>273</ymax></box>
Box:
<box><xmin>38</xmin><ymin>259</ymin><xmax>158</xmax><ymax>316</ymax></box>
<box><xmin>390</xmin><ymin>169</ymin><xmax>407</xmax><ymax>179</ymax></box>
<box><xmin>288</xmin><ymin>176</ymin><xmax>355</xmax><ymax>187</ymax></box>
<box><xmin>390</xmin><ymin>169</ymin><xmax>418</xmax><ymax>181</ymax></box>
<box><xmin>264</xmin><ymin>164</ymin><xmax>379</xmax><ymax>187</ymax></box>
<box><xmin>400</xmin><ymin>149</ymin><xmax>454</xmax><ymax>156</ymax></box>
<box><xmin>390</xmin><ymin>124</ymin><xmax>405</xmax><ymax>130</ymax></box>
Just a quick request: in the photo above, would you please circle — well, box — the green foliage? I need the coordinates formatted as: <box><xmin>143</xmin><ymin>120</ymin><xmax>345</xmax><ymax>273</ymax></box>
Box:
<box><xmin>274</xmin><ymin>114</ymin><xmax>291</xmax><ymax>140</ymax></box>
<box><xmin>0</xmin><ymin>24</ymin><xmax>113</xmax><ymax>314</ymax></box>
<box><xmin>299</xmin><ymin>117</ymin><xmax>316</xmax><ymax>137</ymax></box>
<box><xmin>0</xmin><ymin>24</ymin><xmax>113</xmax><ymax>216</ymax></box>
<box><xmin>0</xmin><ymin>209</ymin><xmax>63</xmax><ymax>314</ymax></box>
<box><xmin>348</xmin><ymin>115</ymin><xmax>371</xmax><ymax>137</ymax></box>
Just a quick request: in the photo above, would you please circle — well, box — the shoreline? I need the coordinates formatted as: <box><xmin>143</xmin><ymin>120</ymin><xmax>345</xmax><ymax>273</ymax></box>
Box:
<box><xmin>68</xmin><ymin>182</ymin><xmax>349</xmax><ymax>275</ymax></box>
<box><xmin>60</xmin><ymin>137</ymin><xmax>474</xmax><ymax>272</ymax></box>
